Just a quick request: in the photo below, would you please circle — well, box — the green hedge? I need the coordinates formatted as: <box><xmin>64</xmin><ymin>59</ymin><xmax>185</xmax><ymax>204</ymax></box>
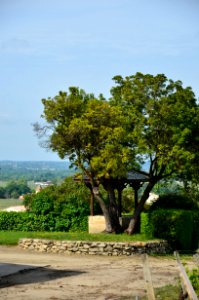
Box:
<box><xmin>141</xmin><ymin>209</ymin><xmax>199</xmax><ymax>250</ymax></box>
<box><xmin>0</xmin><ymin>212</ymin><xmax>88</xmax><ymax>232</ymax></box>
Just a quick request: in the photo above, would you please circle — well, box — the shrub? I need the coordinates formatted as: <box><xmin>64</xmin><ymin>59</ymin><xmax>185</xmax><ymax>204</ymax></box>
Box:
<box><xmin>149</xmin><ymin>193</ymin><xmax>198</xmax><ymax>211</ymax></box>
<box><xmin>141</xmin><ymin>209</ymin><xmax>197</xmax><ymax>250</ymax></box>
<box><xmin>192</xmin><ymin>210</ymin><xmax>199</xmax><ymax>249</ymax></box>
<box><xmin>140</xmin><ymin>212</ymin><xmax>153</xmax><ymax>238</ymax></box>
<box><xmin>23</xmin><ymin>177</ymin><xmax>91</xmax><ymax>216</ymax></box>
<box><xmin>0</xmin><ymin>211</ymin><xmax>88</xmax><ymax>232</ymax></box>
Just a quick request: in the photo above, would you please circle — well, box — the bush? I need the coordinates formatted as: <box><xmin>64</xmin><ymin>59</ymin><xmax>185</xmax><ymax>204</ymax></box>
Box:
<box><xmin>0</xmin><ymin>211</ymin><xmax>88</xmax><ymax>232</ymax></box>
<box><xmin>192</xmin><ymin>210</ymin><xmax>199</xmax><ymax>249</ymax></box>
<box><xmin>149</xmin><ymin>193</ymin><xmax>198</xmax><ymax>211</ymax></box>
<box><xmin>140</xmin><ymin>213</ymin><xmax>154</xmax><ymax>238</ymax></box>
<box><xmin>24</xmin><ymin>177</ymin><xmax>91</xmax><ymax>216</ymax></box>
<box><xmin>141</xmin><ymin>209</ymin><xmax>198</xmax><ymax>250</ymax></box>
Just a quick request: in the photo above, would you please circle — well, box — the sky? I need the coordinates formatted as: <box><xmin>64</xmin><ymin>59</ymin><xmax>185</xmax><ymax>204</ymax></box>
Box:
<box><xmin>0</xmin><ymin>0</ymin><xmax>199</xmax><ymax>161</ymax></box>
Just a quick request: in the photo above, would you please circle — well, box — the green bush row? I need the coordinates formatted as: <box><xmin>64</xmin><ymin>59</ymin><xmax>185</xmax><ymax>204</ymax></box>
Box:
<box><xmin>141</xmin><ymin>209</ymin><xmax>199</xmax><ymax>250</ymax></box>
<box><xmin>0</xmin><ymin>212</ymin><xmax>88</xmax><ymax>232</ymax></box>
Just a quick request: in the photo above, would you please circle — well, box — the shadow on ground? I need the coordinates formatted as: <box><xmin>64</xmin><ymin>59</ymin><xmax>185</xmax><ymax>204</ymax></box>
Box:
<box><xmin>0</xmin><ymin>263</ymin><xmax>85</xmax><ymax>288</ymax></box>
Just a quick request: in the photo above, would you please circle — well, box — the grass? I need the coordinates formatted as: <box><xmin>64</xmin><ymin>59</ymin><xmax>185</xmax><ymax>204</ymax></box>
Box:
<box><xmin>0</xmin><ymin>231</ymin><xmax>156</xmax><ymax>245</ymax></box>
<box><xmin>0</xmin><ymin>198</ymin><xmax>22</xmax><ymax>210</ymax></box>
<box><xmin>154</xmin><ymin>284</ymin><xmax>181</xmax><ymax>300</ymax></box>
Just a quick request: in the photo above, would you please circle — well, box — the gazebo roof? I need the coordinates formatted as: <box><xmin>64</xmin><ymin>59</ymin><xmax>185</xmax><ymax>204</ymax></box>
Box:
<box><xmin>74</xmin><ymin>170</ymin><xmax>149</xmax><ymax>185</ymax></box>
<box><xmin>126</xmin><ymin>170</ymin><xmax>149</xmax><ymax>182</ymax></box>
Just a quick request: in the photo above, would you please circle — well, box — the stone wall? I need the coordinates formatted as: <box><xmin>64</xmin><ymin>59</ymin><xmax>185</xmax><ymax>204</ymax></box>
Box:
<box><xmin>19</xmin><ymin>239</ymin><xmax>170</xmax><ymax>256</ymax></box>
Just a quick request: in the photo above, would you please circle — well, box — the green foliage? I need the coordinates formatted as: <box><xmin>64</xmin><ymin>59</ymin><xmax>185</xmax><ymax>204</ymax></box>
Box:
<box><xmin>29</xmin><ymin>187</ymin><xmax>55</xmax><ymax>215</ymax></box>
<box><xmin>22</xmin><ymin>177</ymin><xmax>91</xmax><ymax>232</ymax></box>
<box><xmin>121</xmin><ymin>186</ymin><xmax>135</xmax><ymax>213</ymax></box>
<box><xmin>141</xmin><ymin>210</ymin><xmax>198</xmax><ymax>250</ymax></box>
<box><xmin>0</xmin><ymin>180</ymin><xmax>31</xmax><ymax>199</ymax></box>
<box><xmin>149</xmin><ymin>193</ymin><xmax>198</xmax><ymax>211</ymax></box>
<box><xmin>192</xmin><ymin>211</ymin><xmax>199</xmax><ymax>249</ymax></box>
<box><xmin>0</xmin><ymin>212</ymin><xmax>55</xmax><ymax>231</ymax></box>
<box><xmin>140</xmin><ymin>213</ymin><xmax>154</xmax><ymax>238</ymax></box>
<box><xmin>0</xmin><ymin>211</ymin><xmax>88</xmax><ymax>232</ymax></box>
<box><xmin>110</xmin><ymin>72</ymin><xmax>198</xmax><ymax>179</ymax></box>
<box><xmin>183</xmin><ymin>182</ymin><xmax>199</xmax><ymax>208</ymax></box>
<box><xmin>36</xmin><ymin>89</ymin><xmax>136</xmax><ymax>179</ymax></box>
<box><xmin>0</xmin><ymin>187</ymin><xmax>6</xmax><ymax>198</ymax></box>
<box><xmin>24</xmin><ymin>177</ymin><xmax>90</xmax><ymax>215</ymax></box>
<box><xmin>34</xmin><ymin>73</ymin><xmax>199</xmax><ymax>234</ymax></box>
<box><xmin>186</xmin><ymin>268</ymin><xmax>199</xmax><ymax>296</ymax></box>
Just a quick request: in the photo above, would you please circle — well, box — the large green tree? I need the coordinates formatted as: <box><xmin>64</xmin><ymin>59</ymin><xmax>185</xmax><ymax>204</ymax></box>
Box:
<box><xmin>34</xmin><ymin>87</ymin><xmax>136</xmax><ymax>232</ymax></box>
<box><xmin>35</xmin><ymin>73</ymin><xmax>199</xmax><ymax>234</ymax></box>
<box><xmin>110</xmin><ymin>73</ymin><xmax>199</xmax><ymax>233</ymax></box>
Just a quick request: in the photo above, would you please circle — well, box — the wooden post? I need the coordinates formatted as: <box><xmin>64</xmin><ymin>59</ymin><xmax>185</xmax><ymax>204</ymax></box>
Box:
<box><xmin>174</xmin><ymin>251</ymin><xmax>198</xmax><ymax>300</ymax></box>
<box><xmin>142</xmin><ymin>254</ymin><xmax>156</xmax><ymax>300</ymax></box>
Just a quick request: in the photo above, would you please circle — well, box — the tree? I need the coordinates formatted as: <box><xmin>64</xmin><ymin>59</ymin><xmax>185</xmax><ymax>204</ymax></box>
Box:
<box><xmin>34</xmin><ymin>88</ymin><xmax>136</xmax><ymax>233</ymax></box>
<box><xmin>0</xmin><ymin>187</ymin><xmax>5</xmax><ymax>198</ymax></box>
<box><xmin>34</xmin><ymin>73</ymin><xmax>199</xmax><ymax>234</ymax></box>
<box><xmin>4</xmin><ymin>180</ymin><xmax>31</xmax><ymax>199</ymax></box>
<box><xmin>110</xmin><ymin>73</ymin><xmax>199</xmax><ymax>233</ymax></box>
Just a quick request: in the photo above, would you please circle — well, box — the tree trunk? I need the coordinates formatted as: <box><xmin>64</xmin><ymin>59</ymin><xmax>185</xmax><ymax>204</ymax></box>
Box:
<box><xmin>126</xmin><ymin>181</ymin><xmax>156</xmax><ymax>235</ymax></box>
<box><xmin>92</xmin><ymin>188</ymin><xmax>115</xmax><ymax>233</ymax></box>
<box><xmin>107</xmin><ymin>186</ymin><xmax>122</xmax><ymax>233</ymax></box>
<box><xmin>117</xmin><ymin>188</ymin><xmax>122</xmax><ymax>218</ymax></box>
<box><xmin>90</xmin><ymin>191</ymin><xmax>94</xmax><ymax>216</ymax></box>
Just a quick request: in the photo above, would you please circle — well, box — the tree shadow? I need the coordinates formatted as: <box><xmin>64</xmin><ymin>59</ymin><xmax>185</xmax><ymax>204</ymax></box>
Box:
<box><xmin>0</xmin><ymin>263</ymin><xmax>85</xmax><ymax>288</ymax></box>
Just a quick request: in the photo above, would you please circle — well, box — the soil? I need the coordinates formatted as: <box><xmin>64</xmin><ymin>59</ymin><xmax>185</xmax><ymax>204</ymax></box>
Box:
<box><xmin>0</xmin><ymin>245</ymin><xmax>193</xmax><ymax>299</ymax></box>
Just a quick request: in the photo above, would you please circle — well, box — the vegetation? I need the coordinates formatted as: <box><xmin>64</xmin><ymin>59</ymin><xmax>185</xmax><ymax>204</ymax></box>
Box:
<box><xmin>139</xmin><ymin>284</ymin><xmax>181</xmax><ymax>300</ymax></box>
<box><xmin>187</xmin><ymin>268</ymin><xmax>199</xmax><ymax>296</ymax></box>
<box><xmin>34</xmin><ymin>72</ymin><xmax>199</xmax><ymax>234</ymax></box>
<box><xmin>23</xmin><ymin>176</ymin><xmax>93</xmax><ymax>215</ymax></box>
<box><xmin>149</xmin><ymin>193</ymin><xmax>198</xmax><ymax>211</ymax></box>
<box><xmin>2</xmin><ymin>177</ymin><xmax>98</xmax><ymax>232</ymax></box>
<box><xmin>0</xmin><ymin>231</ymin><xmax>153</xmax><ymax>245</ymax></box>
<box><xmin>141</xmin><ymin>210</ymin><xmax>199</xmax><ymax>250</ymax></box>
<box><xmin>0</xmin><ymin>211</ymin><xmax>88</xmax><ymax>232</ymax></box>
<box><xmin>0</xmin><ymin>180</ymin><xmax>31</xmax><ymax>199</ymax></box>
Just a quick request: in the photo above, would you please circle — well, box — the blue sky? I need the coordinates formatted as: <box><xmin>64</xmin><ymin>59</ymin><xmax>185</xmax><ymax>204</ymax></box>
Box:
<box><xmin>0</xmin><ymin>0</ymin><xmax>199</xmax><ymax>161</ymax></box>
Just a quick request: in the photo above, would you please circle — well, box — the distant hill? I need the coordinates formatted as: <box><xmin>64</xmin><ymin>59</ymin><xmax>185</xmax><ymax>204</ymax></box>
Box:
<box><xmin>0</xmin><ymin>160</ymin><xmax>150</xmax><ymax>182</ymax></box>
<box><xmin>0</xmin><ymin>160</ymin><xmax>76</xmax><ymax>181</ymax></box>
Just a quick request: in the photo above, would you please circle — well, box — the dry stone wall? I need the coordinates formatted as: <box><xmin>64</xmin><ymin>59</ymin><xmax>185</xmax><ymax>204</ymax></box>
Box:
<box><xmin>19</xmin><ymin>239</ymin><xmax>171</xmax><ymax>256</ymax></box>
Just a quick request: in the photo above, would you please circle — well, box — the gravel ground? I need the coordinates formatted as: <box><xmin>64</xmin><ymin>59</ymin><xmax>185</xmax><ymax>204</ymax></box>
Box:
<box><xmin>0</xmin><ymin>245</ymin><xmax>186</xmax><ymax>299</ymax></box>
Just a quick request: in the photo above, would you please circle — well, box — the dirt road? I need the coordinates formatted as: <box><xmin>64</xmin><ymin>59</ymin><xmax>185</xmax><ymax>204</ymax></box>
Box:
<box><xmin>0</xmin><ymin>245</ymin><xmax>180</xmax><ymax>299</ymax></box>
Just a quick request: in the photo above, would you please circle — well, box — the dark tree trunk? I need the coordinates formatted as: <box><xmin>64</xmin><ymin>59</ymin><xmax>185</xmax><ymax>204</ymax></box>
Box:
<box><xmin>126</xmin><ymin>181</ymin><xmax>156</xmax><ymax>235</ymax></box>
<box><xmin>117</xmin><ymin>188</ymin><xmax>122</xmax><ymax>218</ymax></box>
<box><xmin>90</xmin><ymin>191</ymin><xmax>94</xmax><ymax>216</ymax></box>
<box><xmin>107</xmin><ymin>186</ymin><xmax>122</xmax><ymax>233</ymax></box>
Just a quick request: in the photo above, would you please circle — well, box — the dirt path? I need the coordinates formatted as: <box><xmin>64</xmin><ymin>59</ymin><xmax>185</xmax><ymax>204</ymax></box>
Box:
<box><xmin>0</xmin><ymin>246</ymin><xmax>182</xmax><ymax>299</ymax></box>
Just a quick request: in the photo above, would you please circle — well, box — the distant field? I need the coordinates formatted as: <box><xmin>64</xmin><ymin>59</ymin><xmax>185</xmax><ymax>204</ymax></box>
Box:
<box><xmin>0</xmin><ymin>181</ymin><xmax>8</xmax><ymax>187</ymax></box>
<box><xmin>0</xmin><ymin>198</ymin><xmax>23</xmax><ymax>210</ymax></box>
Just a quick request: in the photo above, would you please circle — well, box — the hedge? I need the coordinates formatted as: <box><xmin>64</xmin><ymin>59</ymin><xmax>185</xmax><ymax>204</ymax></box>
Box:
<box><xmin>0</xmin><ymin>212</ymin><xmax>88</xmax><ymax>232</ymax></box>
<box><xmin>141</xmin><ymin>209</ymin><xmax>199</xmax><ymax>250</ymax></box>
